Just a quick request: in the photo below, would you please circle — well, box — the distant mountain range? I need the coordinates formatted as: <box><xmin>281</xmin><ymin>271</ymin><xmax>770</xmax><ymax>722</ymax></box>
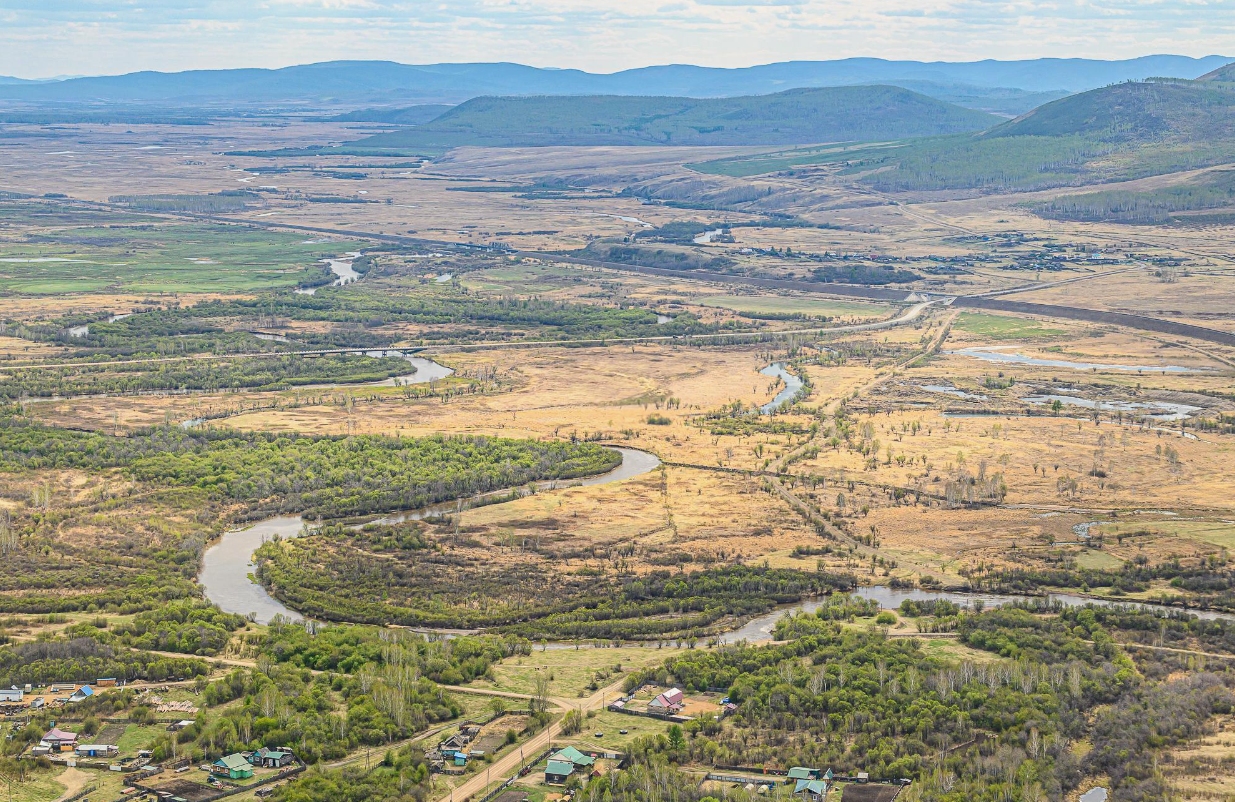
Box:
<box><xmin>0</xmin><ymin>56</ymin><xmax>1229</xmax><ymax>115</ymax></box>
<box><xmin>351</xmin><ymin>86</ymin><xmax>999</xmax><ymax>149</ymax></box>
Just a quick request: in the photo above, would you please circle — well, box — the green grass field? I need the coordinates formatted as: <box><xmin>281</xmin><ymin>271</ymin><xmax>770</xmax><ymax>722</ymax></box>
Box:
<box><xmin>0</xmin><ymin>222</ymin><xmax>361</xmax><ymax>295</ymax></box>
<box><xmin>116</xmin><ymin>723</ymin><xmax>168</xmax><ymax>753</ymax></box>
<box><xmin>564</xmin><ymin>709</ymin><xmax>674</xmax><ymax>752</ymax></box>
<box><xmin>459</xmin><ymin>263</ymin><xmax>583</xmax><ymax>295</ymax></box>
<box><xmin>953</xmin><ymin>312</ymin><xmax>1068</xmax><ymax>341</ymax></box>
<box><xmin>695</xmin><ymin>294</ymin><xmax>890</xmax><ymax>319</ymax></box>
<box><xmin>1101</xmin><ymin>519</ymin><xmax>1235</xmax><ymax>549</ymax></box>
<box><xmin>476</xmin><ymin>645</ymin><xmax>685</xmax><ymax>698</ymax></box>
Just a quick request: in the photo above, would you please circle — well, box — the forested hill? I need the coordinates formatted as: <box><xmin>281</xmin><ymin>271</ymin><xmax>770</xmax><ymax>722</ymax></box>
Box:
<box><xmin>988</xmin><ymin>77</ymin><xmax>1235</xmax><ymax>144</ymax></box>
<box><xmin>353</xmin><ymin>86</ymin><xmax>999</xmax><ymax>148</ymax></box>
<box><xmin>826</xmin><ymin>76</ymin><xmax>1235</xmax><ymax>193</ymax></box>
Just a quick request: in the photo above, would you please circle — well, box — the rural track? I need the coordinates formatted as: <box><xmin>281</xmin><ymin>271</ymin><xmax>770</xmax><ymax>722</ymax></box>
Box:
<box><xmin>966</xmin><ymin>264</ymin><xmax>1147</xmax><ymax>299</ymax></box>
<box><xmin>758</xmin><ymin>309</ymin><xmax>960</xmax><ymax>578</ymax></box>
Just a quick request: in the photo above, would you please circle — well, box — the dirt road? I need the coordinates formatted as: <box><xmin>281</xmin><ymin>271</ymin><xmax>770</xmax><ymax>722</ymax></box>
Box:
<box><xmin>433</xmin><ymin>677</ymin><xmax>629</xmax><ymax>802</ymax></box>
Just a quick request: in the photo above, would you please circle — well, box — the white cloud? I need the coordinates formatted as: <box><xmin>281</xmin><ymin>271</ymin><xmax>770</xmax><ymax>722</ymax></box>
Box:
<box><xmin>0</xmin><ymin>0</ymin><xmax>1231</xmax><ymax>77</ymax></box>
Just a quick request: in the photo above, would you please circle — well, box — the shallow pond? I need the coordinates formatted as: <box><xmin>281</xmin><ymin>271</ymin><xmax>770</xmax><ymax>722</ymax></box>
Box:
<box><xmin>1022</xmin><ymin>393</ymin><xmax>1201</xmax><ymax>421</ymax></box>
<box><xmin>920</xmin><ymin>384</ymin><xmax>987</xmax><ymax>400</ymax></box>
<box><xmin>948</xmin><ymin>347</ymin><xmax>1207</xmax><ymax>374</ymax></box>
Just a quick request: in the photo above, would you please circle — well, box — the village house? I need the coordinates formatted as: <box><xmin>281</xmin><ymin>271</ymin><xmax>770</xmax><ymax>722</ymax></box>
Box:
<box><xmin>0</xmin><ymin>687</ymin><xmax>22</xmax><ymax>704</ymax></box>
<box><xmin>39</xmin><ymin>727</ymin><xmax>78</xmax><ymax>752</ymax></box>
<box><xmin>545</xmin><ymin>758</ymin><xmax>577</xmax><ymax>785</ymax></box>
<box><xmin>544</xmin><ymin>746</ymin><xmax>597</xmax><ymax>784</ymax></box>
<box><xmin>212</xmin><ymin>753</ymin><xmax>255</xmax><ymax>780</ymax></box>
<box><xmin>248</xmin><ymin>747</ymin><xmax>295</xmax><ymax>768</ymax></box>
<box><xmin>68</xmin><ymin>685</ymin><xmax>95</xmax><ymax>703</ymax></box>
<box><xmin>648</xmin><ymin>688</ymin><xmax>684</xmax><ymax>712</ymax></box>
<box><xmin>794</xmin><ymin>779</ymin><xmax>828</xmax><ymax>800</ymax></box>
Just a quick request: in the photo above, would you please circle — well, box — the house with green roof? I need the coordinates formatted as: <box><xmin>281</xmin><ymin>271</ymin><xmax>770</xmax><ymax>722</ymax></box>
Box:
<box><xmin>787</xmin><ymin>767</ymin><xmax>831</xmax><ymax>783</ymax></box>
<box><xmin>794</xmin><ymin>779</ymin><xmax>828</xmax><ymax>800</ymax></box>
<box><xmin>552</xmin><ymin>746</ymin><xmax>596</xmax><ymax>767</ymax></box>
<box><xmin>545</xmin><ymin>759</ymin><xmax>576</xmax><ymax>784</ymax></box>
<box><xmin>248</xmin><ymin>747</ymin><xmax>294</xmax><ymax>768</ymax></box>
<box><xmin>212</xmin><ymin>753</ymin><xmax>255</xmax><ymax>780</ymax></box>
<box><xmin>545</xmin><ymin>746</ymin><xmax>598</xmax><ymax>785</ymax></box>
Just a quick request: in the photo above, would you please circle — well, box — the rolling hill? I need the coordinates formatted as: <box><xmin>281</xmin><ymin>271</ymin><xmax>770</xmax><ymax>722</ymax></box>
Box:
<box><xmin>691</xmin><ymin>68</ymin><xmax>1235</xmax><ymax>194</ymax></box>
<box><xmin>348</xmin><ymin>86</ymin><xmax>1000</xmax><ymax>149</ymax></box>
<box><xmin>0</xmin><ymin>56</ymin><xmax>1229</xmax><ymax>111</ymax></box>
<box><xmin>988</xmin><ymin>78</ymin><xmax>1235</xmax><ymax>144</ymax></box>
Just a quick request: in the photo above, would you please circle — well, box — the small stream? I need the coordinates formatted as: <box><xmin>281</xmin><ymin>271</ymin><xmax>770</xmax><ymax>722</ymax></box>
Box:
<box><xmin>198</xmin><ymin>447</ymin><xmax>661</xmax><ymax>623</ymax></box>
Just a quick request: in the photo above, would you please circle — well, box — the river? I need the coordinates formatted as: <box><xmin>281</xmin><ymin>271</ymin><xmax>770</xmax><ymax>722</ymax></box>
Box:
<box><xmin>295</xmin><ymin>251</ymin><xmax>363</xmax><ymax>295</ymax></box>
<box><xmin>364</xmin><ymin>351</ymin><xmax>454</xmax><ymax>387</ymax></box>
<box><xmin>66</xmin><ymin>312</ymin><xmax>134</xmax><ymax>339</ymax></box>
<box><xmin>759</xmin><ymin>362</ymin><xmax>804</xmax><ymax>413</ymax></box>
<box><xmin>718</xmin><ymin>585</ymin><xmax>1235</xmax><ymax>644</ymax></box>
<box><xmin>198</xmin><ymin>447</ymin><xmax>662</xmax><ymax>623</ymax></box>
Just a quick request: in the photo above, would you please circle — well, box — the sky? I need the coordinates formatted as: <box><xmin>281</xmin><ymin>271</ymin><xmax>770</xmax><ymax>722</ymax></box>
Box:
<box><xmin>2</xmin><ymin>0</ymin><xmax>1234</xmax><ymax>79</ymax></box>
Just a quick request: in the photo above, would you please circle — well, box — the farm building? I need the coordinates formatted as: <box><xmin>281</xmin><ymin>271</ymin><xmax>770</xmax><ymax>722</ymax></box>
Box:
<box><xmin>0</xmin><ymin>687</ymin><xmax>22</xmax><ymax>704</ymax></box>
<box><xmin>68</xmin><ymin>685</ymin><xmax>95</xmax><ymax>703</ymax></box>
<box><xmin>787</xmin><ymin>767</ymin><xmax>832</xmax><ymax>783</ymax></box>
<box><xmin>212</xmin><ymin>753</ymin><xmax>255</xmax><ymax>779</ymax></box>
<box><xmin>648</xmin><ymin>688</ymin><xmax>684</xmax><ymax>711</ymax></box>
<box><xmin>96</xmin><ymin>678</ymin><xmax>118</xmax><ymax>687</ymax></box>
<box><xmin>75</xmin><ymin>744</ymin><xmax>119</xmax><ymax>758</ymax></box>
<box><xmin>39</xmin><ymin>728</ymin><xmax>78</xmax><ymax>752</ymax></box>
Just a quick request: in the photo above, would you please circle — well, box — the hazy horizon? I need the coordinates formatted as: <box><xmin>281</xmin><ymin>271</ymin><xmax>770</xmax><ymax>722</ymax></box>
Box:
<box><xmin>4</xmin><ymin>0</ymin><xmax>1234</xmax><ymax>80</ymax></box>
<box><xmin>4</xmin><ymin>53</ymin><xmax>1234</xmax><ymax>84</ymax></box>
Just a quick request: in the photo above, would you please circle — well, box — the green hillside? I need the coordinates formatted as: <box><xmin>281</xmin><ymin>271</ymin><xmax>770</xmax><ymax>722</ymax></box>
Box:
<box><xmin>349</xmin><ymin>86</ymin><xmax>999</xmax><ymax>148</ymax></box>
<box><xmin>692</xmin><ymin>76</ymin><xmax>1235</xmax><ymax>192</ymax></box>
